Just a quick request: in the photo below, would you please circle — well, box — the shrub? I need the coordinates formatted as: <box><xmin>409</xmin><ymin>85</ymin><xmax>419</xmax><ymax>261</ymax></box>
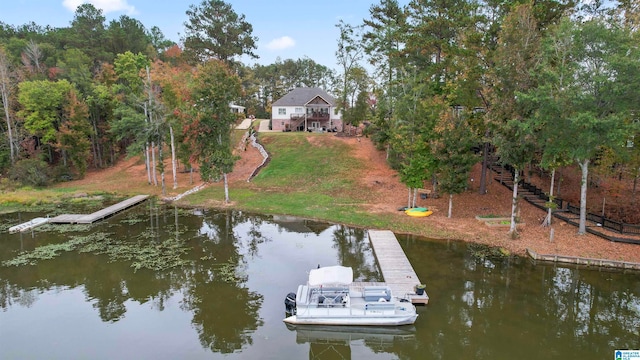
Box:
<box><xmin>0</xmin><ymin>177</ymin><xmax>20</xmax><ymax>192</ymax></box>
<box><xmin>51</xmin><ymin>164</ymin><xmax>75</xmax><ymax>182</ymax></box>
<box><xmin>9</xmin><ymin>159</ymin><xmax>50</xmax><ymax>187</ymax></box>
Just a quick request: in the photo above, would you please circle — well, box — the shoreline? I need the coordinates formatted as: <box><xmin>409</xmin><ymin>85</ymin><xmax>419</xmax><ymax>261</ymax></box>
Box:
<box><xmin>526</xmin><ymin>248</ymin><xmax>640</xmax><ymax>271</ymax></box>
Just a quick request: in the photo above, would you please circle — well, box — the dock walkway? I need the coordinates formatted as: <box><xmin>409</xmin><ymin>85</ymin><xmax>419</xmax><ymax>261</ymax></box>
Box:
<box><xmin>49</xmin><ymin>195</ymin><xmax>149</xmax><ymax>224</ymax></box>
<box><xmin>368</xmin><ymin>230</ymin><xmax>429</xmax><ymax>304</ymax></box>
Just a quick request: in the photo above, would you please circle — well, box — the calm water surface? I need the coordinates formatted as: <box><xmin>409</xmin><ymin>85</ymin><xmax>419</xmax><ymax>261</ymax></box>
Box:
<box><xmin>0</xmin><ymin>200</ymin><xmax>638</xmax><ymax>359</ymax></box>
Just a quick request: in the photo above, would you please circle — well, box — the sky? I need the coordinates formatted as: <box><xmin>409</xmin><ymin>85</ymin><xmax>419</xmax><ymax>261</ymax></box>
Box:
<box><xmin>0</xmin><ymin>0</ymin><xmax>407</xmax><ymax>70</ymax></box>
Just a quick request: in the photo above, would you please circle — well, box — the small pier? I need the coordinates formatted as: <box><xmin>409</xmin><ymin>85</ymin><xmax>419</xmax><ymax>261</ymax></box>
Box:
<box><xmin>9</xmin><ymin>217</ymin><xmax>50</xmax><ymax>233</ymax></box>
<box><xmin>49</xmin><ymin>195</ymin><xmax>149</xmax><ymax>224</ymax></box>
<box><xmin>368</xmin><ymin>230</ymin><xmax>429</xmax><ymax>305</ymax></box>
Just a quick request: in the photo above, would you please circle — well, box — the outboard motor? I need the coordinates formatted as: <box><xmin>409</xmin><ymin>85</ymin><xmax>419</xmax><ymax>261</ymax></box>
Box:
<box><xmin>284</xmin><ymin>292</ymin><xmax>297</xmax><ymax>315</ymax></box>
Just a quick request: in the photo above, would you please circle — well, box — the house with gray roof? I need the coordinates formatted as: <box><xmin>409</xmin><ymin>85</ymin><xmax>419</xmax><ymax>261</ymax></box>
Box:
<box><xmin>271</xmin><ymin>87</ymin><xmax>342</xmax><ymax>132</ymax></box>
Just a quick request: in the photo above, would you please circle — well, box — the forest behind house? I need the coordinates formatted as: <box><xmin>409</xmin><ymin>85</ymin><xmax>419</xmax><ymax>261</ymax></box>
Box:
<box><xmin>1</xmin><ymin>0</ymin><xmax>639</xmax><ymax>236</ymax></box>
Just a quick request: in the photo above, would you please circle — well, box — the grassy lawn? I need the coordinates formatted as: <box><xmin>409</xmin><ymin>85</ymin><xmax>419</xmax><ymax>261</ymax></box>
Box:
<box><xmin>181</xmin><ymin>133</ymin><xmax>452</xmax><ymax>238</ymax></box>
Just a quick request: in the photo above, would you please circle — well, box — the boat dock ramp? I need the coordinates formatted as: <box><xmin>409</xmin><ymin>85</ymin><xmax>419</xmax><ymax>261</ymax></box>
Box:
<box><xmin>8</xmin><ymin>195</ymin><xmax>149</xmax><ymax>232</ymax></box>
<box><xmin>367</xmin><ymin>230</ymin><xmax>429</xmax><ymax>305</ymax></box>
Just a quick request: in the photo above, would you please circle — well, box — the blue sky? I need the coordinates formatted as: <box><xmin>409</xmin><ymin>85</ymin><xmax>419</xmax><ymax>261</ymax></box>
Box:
<box><xmin>1</xmin><ymin>0</ymin><xmax>405</xmax><ymax>70</ymax></box>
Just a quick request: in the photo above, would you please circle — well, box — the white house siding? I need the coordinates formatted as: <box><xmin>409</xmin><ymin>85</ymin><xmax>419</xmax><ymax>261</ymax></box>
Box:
<box><xmin>271</xmin><ymin>106</ymin><xmax>301</xmax><ymax>131</ymax></box>
<box><xmin>271</xmin><ymin>88</ymin><xmax>343</xmax><ymax>132</ymax></box>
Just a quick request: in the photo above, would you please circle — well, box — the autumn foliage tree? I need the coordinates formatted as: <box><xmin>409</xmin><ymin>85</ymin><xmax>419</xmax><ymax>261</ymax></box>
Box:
<box><xmin>58</xmin><ymin>89</ymin><xmax>92</xmax><ymax>177</ymax></box>
<box><xmin>186</xmin><ymin>60</ymin><xmax>241</xmax><ymax>203</ymax></box>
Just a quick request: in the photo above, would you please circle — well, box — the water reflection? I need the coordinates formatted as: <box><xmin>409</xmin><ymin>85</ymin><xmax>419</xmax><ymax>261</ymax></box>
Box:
<box><xmin>288</xmin><ymin>324</ymin><xmax>416</xmax><ymax>360</ymax></box>
<box><xmin>0</xmin><ymin>205</ymin><xmax>639</xmax><ymax>359</ymax></box>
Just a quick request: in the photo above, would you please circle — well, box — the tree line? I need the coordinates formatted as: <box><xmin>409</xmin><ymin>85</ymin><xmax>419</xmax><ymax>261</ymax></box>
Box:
<box><xmin>1</xmin><ymin>0</ymin><xmax>639</xmax><ymax>234</ymax></box>
<box><xmin>350</xmin><ymin>0</ymin><xmax>640</xmax><ymax>235</ymax></box>
<box><xmin>0</xmin><ymin>0</ymin><xmax>337</xmax><ymax>202</ymax></box>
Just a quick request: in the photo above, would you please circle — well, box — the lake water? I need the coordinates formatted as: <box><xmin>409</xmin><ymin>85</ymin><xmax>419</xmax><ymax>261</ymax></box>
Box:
<box><xmin>1</xmin><ymin>200</ymin><xmax>639</xmax><ymax>359</ymax></box>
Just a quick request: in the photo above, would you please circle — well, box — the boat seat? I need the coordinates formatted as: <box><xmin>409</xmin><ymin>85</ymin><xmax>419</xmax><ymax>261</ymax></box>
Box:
<box><xmin>363</xmin><ymin>286</ymin><xmax>392</xmax><ymax>302</ymax></box>
<box><xmin>318</xmin><ymin>295</ymin><xmax>346</xmax><ymax>307</ymax></box>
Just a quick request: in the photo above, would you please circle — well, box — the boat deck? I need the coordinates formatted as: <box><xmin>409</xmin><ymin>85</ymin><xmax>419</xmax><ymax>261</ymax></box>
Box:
<box><xmin>49</xmin><ymin>195</ymin><xmax>149</xmax><ymax>224</ymax></box>
<box><xmin>368</xmin><ymin>230</ymin><xmax>429</xmax><ymax>305</ymax></box>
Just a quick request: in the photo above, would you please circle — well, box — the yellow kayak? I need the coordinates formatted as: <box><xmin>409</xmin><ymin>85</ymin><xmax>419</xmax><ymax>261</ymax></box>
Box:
<box><xmin>405</xmin><ymin>208</ymin><xmax>433</xmax><ymax>217</ymax></box>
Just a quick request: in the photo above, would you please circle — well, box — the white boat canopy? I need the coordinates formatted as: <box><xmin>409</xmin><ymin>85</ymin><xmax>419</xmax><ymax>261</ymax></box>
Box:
<box><xmin>308</xmin><ymin>266</ymin><xmax>353</xmax><ymax>286</ymax></box>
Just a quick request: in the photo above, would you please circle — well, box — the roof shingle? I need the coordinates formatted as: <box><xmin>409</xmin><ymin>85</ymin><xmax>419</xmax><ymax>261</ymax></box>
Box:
<box><xmin>272</xmin><ymin>87</ymin><xmax>336</xmax><ymax>107</ymax></box>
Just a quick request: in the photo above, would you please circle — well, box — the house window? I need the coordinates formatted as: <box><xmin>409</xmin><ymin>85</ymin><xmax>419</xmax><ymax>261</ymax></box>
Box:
<box><xmin>278</xmin><ymin>108</ymin><xmax>286</xmax><ymax>115</ymax></box>
<box><xmin>295</xmin><ymin>107</ymin><xmax>303</xmax><ymax>113</ymax></box>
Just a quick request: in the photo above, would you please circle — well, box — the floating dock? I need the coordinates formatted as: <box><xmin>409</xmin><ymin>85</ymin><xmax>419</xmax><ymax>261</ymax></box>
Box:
<box><xmin>49</xmin><ymin>195</ymin><xmax>149</xmax><ymax>224</ymax></box>
<box><xmin>9</xmin><ymin>217</ymin><xmax>50</xmax><ymax>233</ymax></box>
<box><xmin>368</xmin><ymin>230</ymin><xmax>429</xmax><ymax>305</ymax></box>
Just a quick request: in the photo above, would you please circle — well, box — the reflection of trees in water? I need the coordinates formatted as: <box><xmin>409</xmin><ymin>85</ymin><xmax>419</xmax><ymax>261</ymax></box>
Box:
<box><xmin>0</xmin><ymin>279</ymin><xmax>37</xmax><ymax>309</ymax></box>
<box><xmin>243</xmin><ymin>215</ymin><xmax>271</xmax><ymax>258</ymax></box>
<box><xmin>411</xmin><ymin>239</ymin><xmax>640</xmax><ymax>359</ymax></box>
<box><xmin>184</xmin><ymin>209</ymin><xmax>265</xmax><ymax>353</ymax></box>
<box><xmin>331</xmin><ymin>225</ymin><xmax>379</xmax><ymax>281</ymax></box>
<box><xmin>183</xmin><ymin>277</ymin><xmax>263</xmax><ymax>353</ymax></box>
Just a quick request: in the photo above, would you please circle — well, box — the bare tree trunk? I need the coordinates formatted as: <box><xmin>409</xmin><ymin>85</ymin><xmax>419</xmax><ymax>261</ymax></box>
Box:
<box><xmin>432</xmin><ymin>174</ymin><xmax>438</xmax><ymax>197</ymax></box>
<box><xmin>223</xmin><ymin>173</ymin><xmax>230</xmax><ymax>203</ymax></box>
<box><xmin>92</xmin><ymin>119</ymin><xmax>103</xmax><ymax>168</ymax></box>
<box><xmin>151</xmin><ymin>142</ymin><xmax>158</xmax><ymax>186</ymax></box>
<box><xmin>556</xmin><ymin>168</ymin><xmax>563</xmax><ymax>197</ymax></box>
<box><xmin>146</xmin><ymin>67</ymin><xmax>159</xmax><ymax>187</ymax></box>
<box><xmin>407</xmin><ymin>188</ymin><xmax>411</xmax><ymax>208</ymax></box>
<box><xmin>170</xmin><ymin>125</ymin><xmax>177</xmax><ymax>189</ymax></box>
<box><xmin>0</xmin><ymin>50</ymin><xmax>15</xmax><ymax>163</ymax></box>
<box><xmin>509</xmin><ymin>170</ymin><xmax>520</xmax><ymax>236</ymax></box>
<box><xmin>479</xmin><ymin>141</ymin><xmax>489</xmax><ymax>195</ymax></box>
<box><xmin>578</xmin><ymin>159</ymin><xmax>590</xmax><ymax>235</ymax></box>
<box><xmin>145</xmin><ymin>145</ymin><xmax>151</xmax><ymax>185</ymax></box>
<box><xmin>0</xmin><ymin>83</ymin><xmax>14</xmax><ymax>163</ymax></box>
<box><xmin>447</xmin><ymin>194</ymin><xmax>453</xmax><ymax>218</ymax></box>
<box><xmin>90</xmin><ymin>126</ymin><xmax>98</xmax><ymax>168</ymax></box>
<box><xmin>542</xmin><ymin>168</ymin><xmax>556</xmax><ymax>228</ymax></box>
<box><xmin>159</xmin><ymin>135</ymin><xmax>166</xmax><ymax>196</ymax></box>
<box><xmin>412</xmin><ymin>188</ymin><xmax>417</xmax><ymax>208</ymax></box>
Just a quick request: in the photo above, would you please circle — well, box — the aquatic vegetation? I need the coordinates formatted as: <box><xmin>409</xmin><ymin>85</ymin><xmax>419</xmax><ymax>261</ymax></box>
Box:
<box><xmin>119</xmin><ymin>217</ymin><xmax>147</xmax><ymax>225</ymax></box>
<box><xmin>214</xmin><ymin>260</ymin><xmax>248</xmax><ymax>283</ymax></box>
<box><xmin>3</xmin><ymin>231</ymin><xmax>193</xmax><ymax>272</ymax></box>
<box><xmin>82</xmin><ymin>237</ymin><xmax>193</xmax><ymax>272</ymax></box>
<box><xmin>2</xmin><ymin>233</ymin><xmax>108</xmax><ymax>266</ymax></box>
<box><xmin>39</xmin><ymin>223</ymin><xmax>94</xmax><ymax>233</ymax></box>
<box><xmin>467</xmin><ymin>243</ymin><xmax>512</xmax><ymax>261</ymax></box>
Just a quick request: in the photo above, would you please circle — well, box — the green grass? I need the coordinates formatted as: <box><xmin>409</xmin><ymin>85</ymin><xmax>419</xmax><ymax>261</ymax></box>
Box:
<box><xmin>252</xmin><ymin>133</ymin><xmax>360</xmax><ymax>190</ymax></box>
<box><xmin>180</xmin><ymin>133</ymin><xmax>453</xmax><ymax>239</ymax></box>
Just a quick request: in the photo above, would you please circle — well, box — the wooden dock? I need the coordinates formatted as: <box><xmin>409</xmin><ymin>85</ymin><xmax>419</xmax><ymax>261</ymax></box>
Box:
<box><xmin>49</xmin><ymin>195</ymin><xmax>149</xmax><ymax>224</ymax></box>
<box><xmin>368</xmin><ymin>230</ymin><xmax>429</xmax><ymax>305</ymax></box>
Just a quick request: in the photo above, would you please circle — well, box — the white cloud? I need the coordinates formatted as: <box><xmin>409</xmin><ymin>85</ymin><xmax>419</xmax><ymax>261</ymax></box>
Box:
<box><xmin>266</xmin><ymin>36</ymin><xmax>295</xmax><ymax>51</ymax></box>
<box><xmin>62</xmin><ymin>0</ymin><xmax>136</xmax><ymax>15</ymax></box>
